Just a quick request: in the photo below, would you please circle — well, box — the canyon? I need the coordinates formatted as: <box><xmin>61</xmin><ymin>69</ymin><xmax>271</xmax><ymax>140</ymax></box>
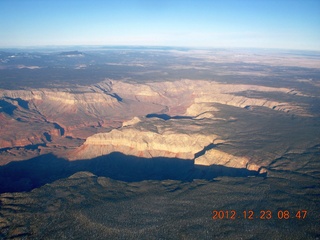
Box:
<box><xmin>0</xmin><ymin>78</ymin><xmax>315</xmax><ymax>175</ymax></box>
<box><xmin>0</xmin><ymin>48</ymin><xmax>319</xmax><ymax>239</ymax></box>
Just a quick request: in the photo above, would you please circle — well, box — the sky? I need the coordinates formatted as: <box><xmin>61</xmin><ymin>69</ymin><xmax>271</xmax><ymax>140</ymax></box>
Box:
<box><xmin>0</xmin><ymin>0</ymin><xmax>319</xmax><ymax>50</ymax></box>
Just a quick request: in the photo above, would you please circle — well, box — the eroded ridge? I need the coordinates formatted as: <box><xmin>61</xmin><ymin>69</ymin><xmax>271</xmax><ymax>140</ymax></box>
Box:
<box><xmin>0</xmin><ymin>79</ymin><xmax>316</xmax><ymax>170</ymax></box>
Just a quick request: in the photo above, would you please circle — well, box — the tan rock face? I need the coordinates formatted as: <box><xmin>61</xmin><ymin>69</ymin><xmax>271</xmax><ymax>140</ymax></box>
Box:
<box><xmin>185</xmin><ymin>103</ymin><xmax>218</xmax><ymax>118</ymax></box>
<box><xmin>194</xmin><ymin>149</ymin><xmax>249</xmax><ymax>168</ymax></box>
<box><xmin>246</xmin><ymin>163</ymin><xmax>262</xmax><ymax>171</ymax></box>
<box><xmin>122</xmin><ymin>117</ymin><xmax>141</xmax><ymax>127</ymax></box>
<box><xmin>70</xmin><ymin>126</ymin><xmax>219</xmax><ymax>160</ymax></box>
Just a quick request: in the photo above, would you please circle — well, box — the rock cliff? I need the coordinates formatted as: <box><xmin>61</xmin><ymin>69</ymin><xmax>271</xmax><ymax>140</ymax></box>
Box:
<box><xmin>70</xmin><ymin>119</ymin><xmax>221</xmax><ymax>160</ymax></box>
<box><xmin>194</xmin><ymin>148</ymin><xmax>249</xmax><ymax>168</ymax></box>
<box><xmin>0</xmin><ymin>78</ymin><xmax>314</xmax><ymax>168</ymax></box>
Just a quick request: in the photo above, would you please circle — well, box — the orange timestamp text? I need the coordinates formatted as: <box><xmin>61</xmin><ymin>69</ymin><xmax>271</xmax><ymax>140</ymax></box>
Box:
<box><xmin>211</xmin><ymin>210</ymin><xmax>307</xmax><ymax>220</ymax></box>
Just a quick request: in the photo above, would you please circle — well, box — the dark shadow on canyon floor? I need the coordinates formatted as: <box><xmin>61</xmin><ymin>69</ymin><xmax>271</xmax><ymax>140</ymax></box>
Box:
<box><xmin>0</xmin><ymin>152</ymin><xmax>265</xmax><ymax>193</ymax></box>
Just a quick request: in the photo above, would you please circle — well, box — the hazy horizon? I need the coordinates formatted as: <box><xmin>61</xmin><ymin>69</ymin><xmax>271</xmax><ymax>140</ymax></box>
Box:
<box><xmin>1</xmin><ymin>0</ymin><xmax>319</xmax><ymax>51</ymax></box>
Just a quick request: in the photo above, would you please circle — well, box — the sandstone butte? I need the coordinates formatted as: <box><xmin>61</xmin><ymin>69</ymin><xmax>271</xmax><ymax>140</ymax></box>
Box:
<box><xmin>0</xmin><ymin>79</ymin><xmax>312</xmax><ymax>171</ymax></box>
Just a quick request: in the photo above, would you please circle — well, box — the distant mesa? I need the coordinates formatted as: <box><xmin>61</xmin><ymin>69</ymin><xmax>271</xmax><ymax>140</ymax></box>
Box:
<box><xmin>59</xmin><ymin>51</ymin><xmax>84</xmax><ymax>57</ymax></box>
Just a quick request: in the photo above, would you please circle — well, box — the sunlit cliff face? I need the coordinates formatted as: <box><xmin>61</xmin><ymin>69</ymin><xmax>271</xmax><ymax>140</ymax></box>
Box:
<box><xmin>1</xmin><ymin>77</ymin><xmax>317</xmax><ymax>176</ymax></box>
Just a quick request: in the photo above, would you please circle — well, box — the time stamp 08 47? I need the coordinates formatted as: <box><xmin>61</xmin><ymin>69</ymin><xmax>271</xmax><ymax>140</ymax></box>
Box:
<box><xmin>212</xmin><ymin>210</ymin><xmax>307</xmax><ymax>220</ymax></box>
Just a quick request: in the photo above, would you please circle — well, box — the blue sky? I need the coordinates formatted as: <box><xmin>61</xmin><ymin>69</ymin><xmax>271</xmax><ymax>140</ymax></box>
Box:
<box><xmin>0</xmin><ymin>0</ymin><xmax>319</xmax><ymax>50</ymax></box>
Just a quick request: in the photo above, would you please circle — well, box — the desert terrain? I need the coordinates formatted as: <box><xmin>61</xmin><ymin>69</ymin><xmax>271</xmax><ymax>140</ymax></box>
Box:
<box><xmin>0</xmin><ymin>47</ymin><xmax>319</xmax><ymax>239</ymax></box>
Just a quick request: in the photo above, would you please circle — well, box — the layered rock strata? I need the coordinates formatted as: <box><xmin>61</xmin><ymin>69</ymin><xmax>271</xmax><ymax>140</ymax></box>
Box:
<box><xmin>71</xmin><ymin>120</ymin><xmax>221</xmax><ymax>160</ymax></box>
<box><xmin>0</xmin><ymin>78</ymin><xmax>313</xmax><ymax>167</ymax></box>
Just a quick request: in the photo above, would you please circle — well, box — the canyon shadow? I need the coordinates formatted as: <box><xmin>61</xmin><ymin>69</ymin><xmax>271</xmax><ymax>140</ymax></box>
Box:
<box><xmin>0</xmin><ymin>152</ymin><xmax>263</xmax><ymax>193</ymax></box>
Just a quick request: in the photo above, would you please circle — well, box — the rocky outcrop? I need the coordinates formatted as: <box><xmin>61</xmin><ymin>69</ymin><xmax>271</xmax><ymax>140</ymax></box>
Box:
<box><xmin>194</xmin><ymin>147</ymin><xmax>268</xmax><ymax>174</ymax></box>
<box><xmin>185</xmin><ymin>103</ymin><xmax>218</xmax><ymax>118</ymax></box>
<box><xmin>194</xmin><ymin>148</ymin><xmax>249</xmax><ymax>168</ymax></box>
<box><xmin>122</xmin><ymin>117</ymin><xmax>141</xmax><ymax>127</ymax></box>
<box><xmin>70</xmin><ymin>126</ymin><xmax>220</xmax><ymax>160</ymax></box>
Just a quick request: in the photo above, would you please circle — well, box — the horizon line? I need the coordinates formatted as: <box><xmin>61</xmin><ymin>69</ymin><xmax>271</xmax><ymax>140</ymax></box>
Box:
<box><xmin>1</xmin><ymin>44</ymin><xmax>320</xmax><ymax>53</ymax></box>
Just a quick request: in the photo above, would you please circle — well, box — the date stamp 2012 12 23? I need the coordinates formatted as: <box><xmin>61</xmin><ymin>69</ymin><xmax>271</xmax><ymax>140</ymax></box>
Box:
<box><xmin>211</xmin><ymin>210</ymin><xmax>307</xmax><ymax>220</ymax></box>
